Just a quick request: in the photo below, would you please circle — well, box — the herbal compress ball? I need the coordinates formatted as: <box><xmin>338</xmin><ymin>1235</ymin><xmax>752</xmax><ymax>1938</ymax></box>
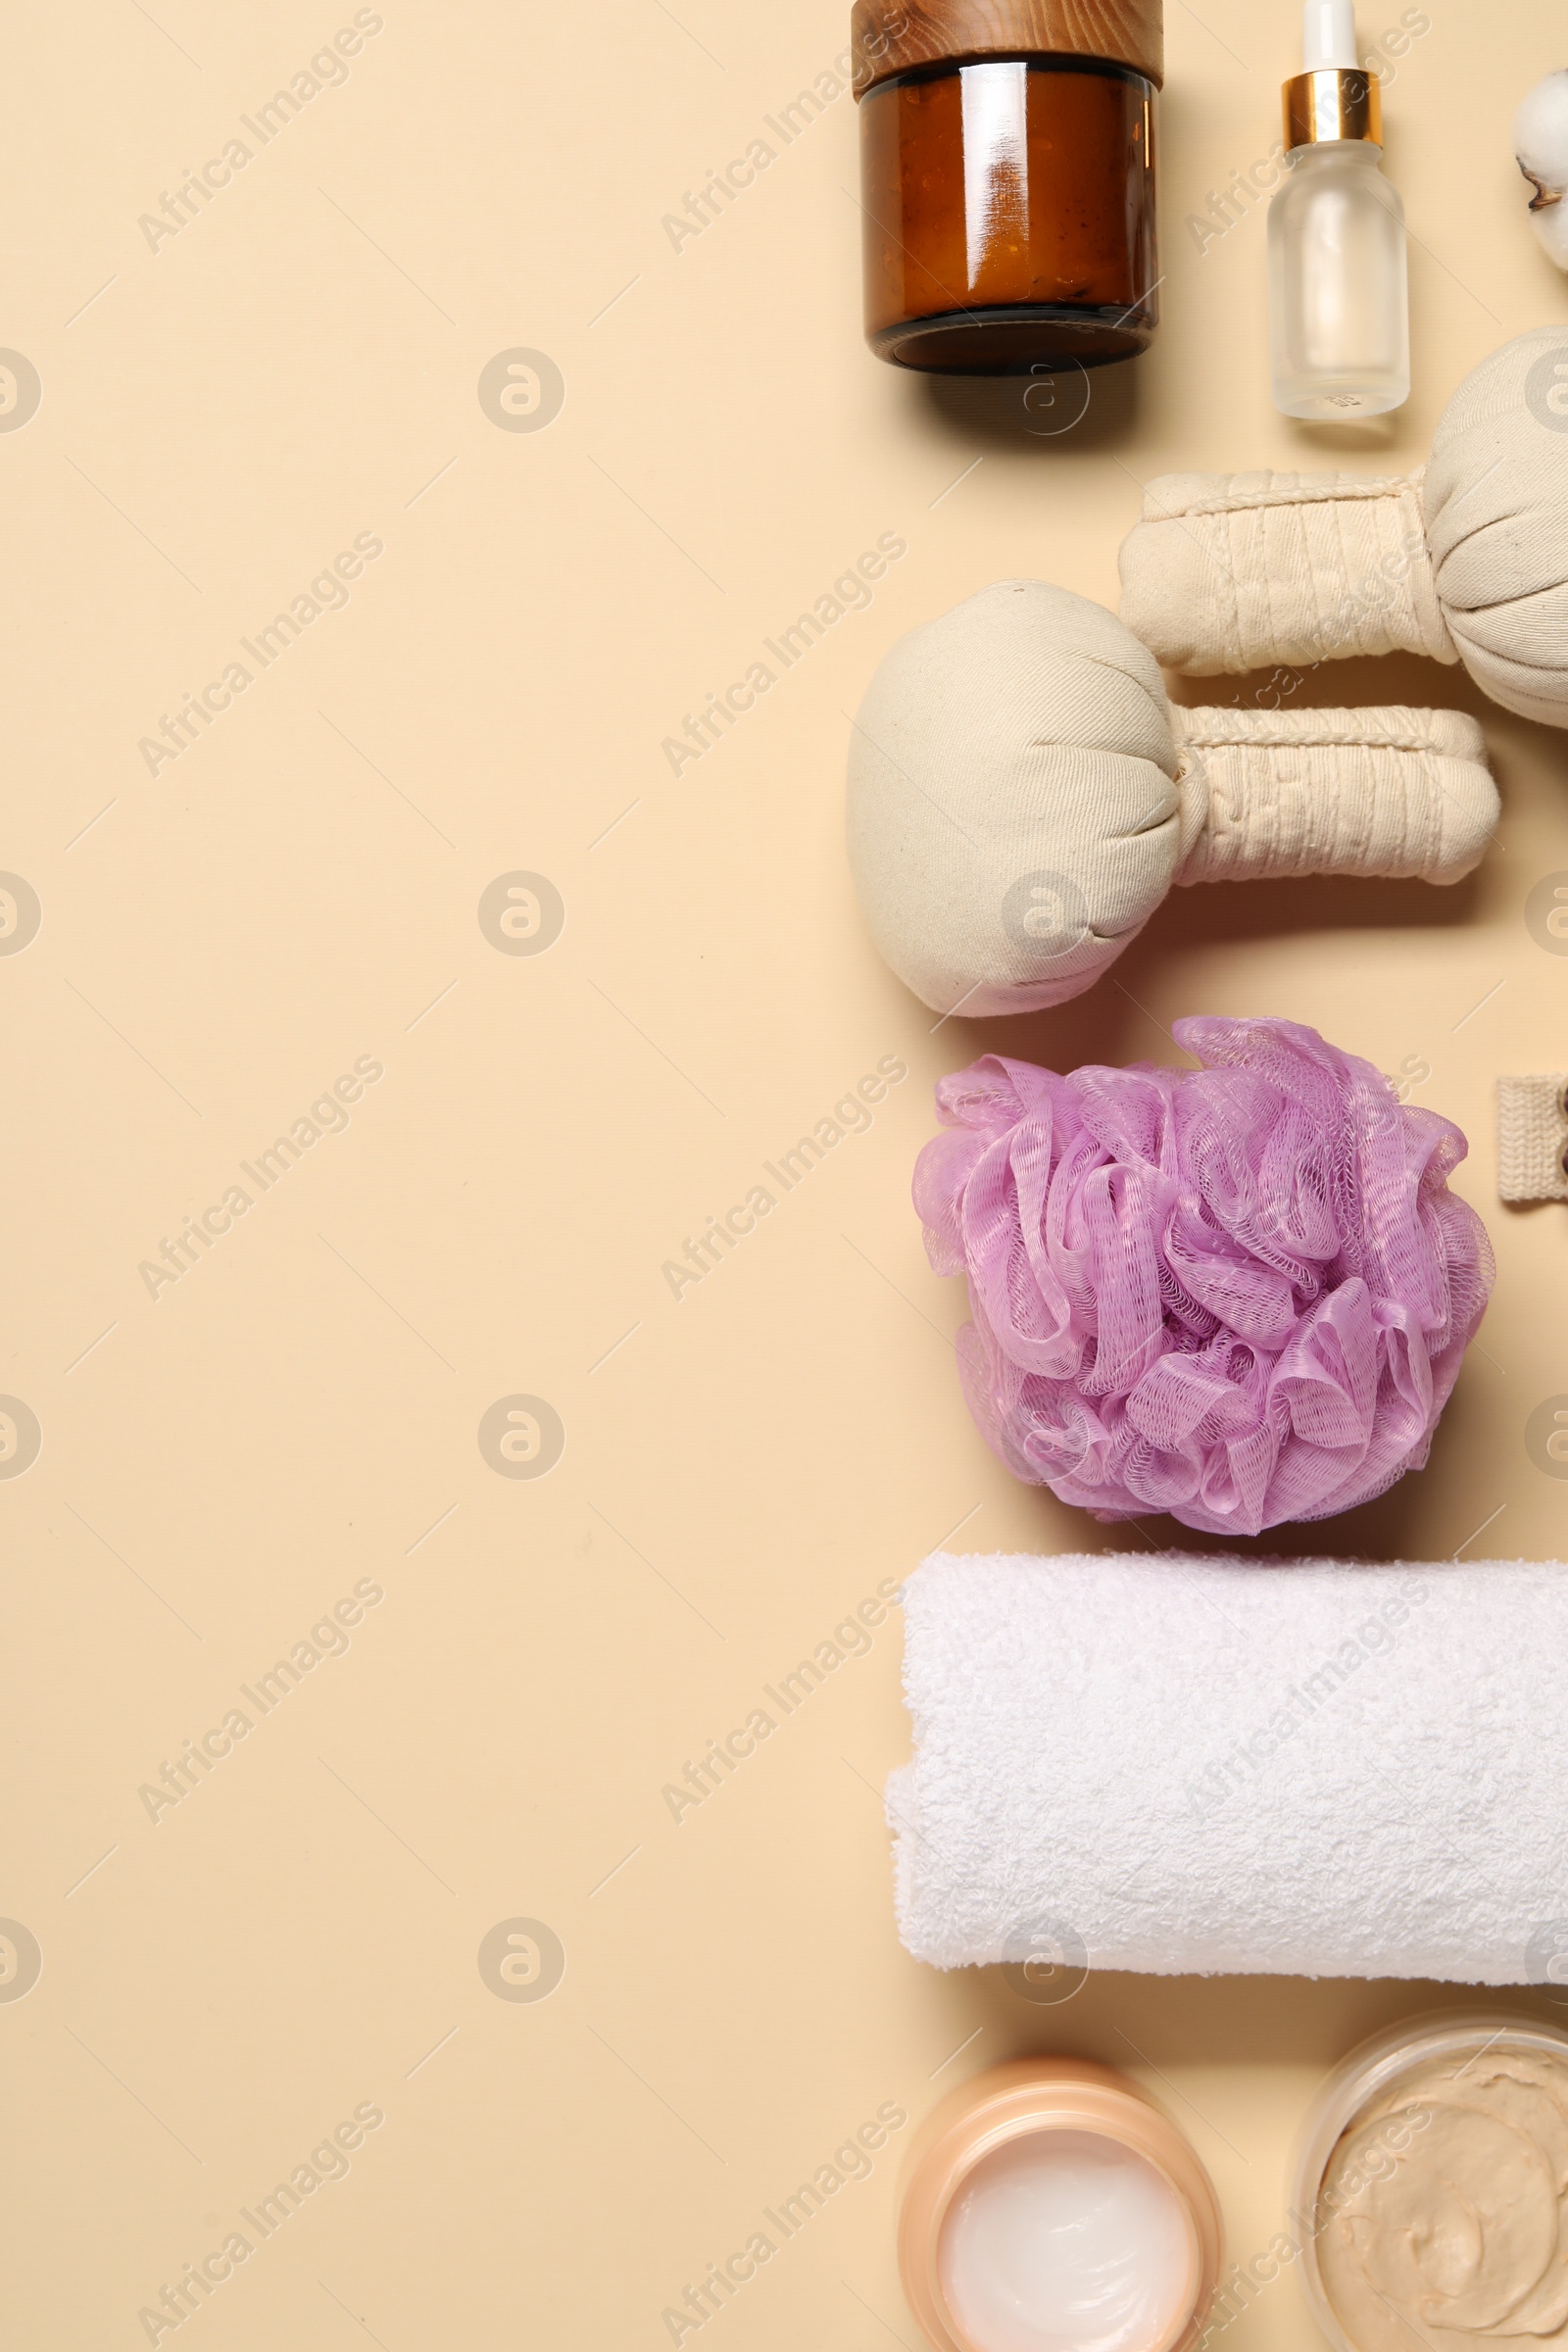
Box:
<box><xmin>915</xmin><ymin>1017</ymin><xmax>1494</xmax><ymax>1538</ymax></box>
<box><xmin>847</xmin><ymin>581</ymin><xmax>1495</xmax><ymax>1016</ymax></box>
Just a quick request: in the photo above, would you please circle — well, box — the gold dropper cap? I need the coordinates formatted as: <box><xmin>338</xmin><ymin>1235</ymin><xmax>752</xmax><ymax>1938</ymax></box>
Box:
<box><xmin>1283</xmin><ymin>65</ymin><xmax>1382</xmax><ymax>148</ymax></box>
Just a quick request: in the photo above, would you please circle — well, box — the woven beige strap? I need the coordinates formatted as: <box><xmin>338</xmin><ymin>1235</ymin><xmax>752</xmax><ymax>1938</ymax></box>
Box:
<box><xmin>1498</xmin><ymin>1076</ymin><xmax>1568</xmax><ymax>1202</ymax></box>
<box><xmin>1171</xmin><ymin>705</ymin><xmax>1496</xmax><ymax>885</ymax></box>
<box><xmin>1119</xmin><ymin>469</ymin><xmax>1455</xmax><ymax>676</ymax></box>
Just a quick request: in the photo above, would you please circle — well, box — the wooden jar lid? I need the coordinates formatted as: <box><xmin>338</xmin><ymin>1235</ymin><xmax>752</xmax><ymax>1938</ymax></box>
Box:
<box><xmin>851</xmin><ymin>0</ymin><xmax>1164</xmax><ymax>94</ymax></box>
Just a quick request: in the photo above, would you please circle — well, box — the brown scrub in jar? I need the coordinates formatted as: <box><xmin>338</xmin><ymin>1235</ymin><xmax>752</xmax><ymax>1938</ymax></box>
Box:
<box><xmin>852</xmin><ymin>0</ymin><xmax>1164</xmax><ymax>373</ymax></box>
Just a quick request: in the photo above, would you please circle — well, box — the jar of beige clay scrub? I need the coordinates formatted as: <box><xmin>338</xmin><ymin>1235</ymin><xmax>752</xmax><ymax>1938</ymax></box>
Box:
<box><xmin>1294</xmin><ymin>2011</ymin><xmax>1568</xmax><ymax>2352</ymax></box>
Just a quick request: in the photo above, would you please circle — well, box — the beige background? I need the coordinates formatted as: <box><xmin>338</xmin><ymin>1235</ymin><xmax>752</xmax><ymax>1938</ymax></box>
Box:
<box><xmin>3</xmin><ymin>2</ymin><xmax>1568</xmax><ymax>2345</ymax></box>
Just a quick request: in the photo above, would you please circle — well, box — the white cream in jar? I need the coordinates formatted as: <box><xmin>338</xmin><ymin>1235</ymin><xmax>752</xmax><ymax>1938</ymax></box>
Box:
<box><xmin>899</xmin><ymin>2060</ymin><xmax>1222</xmax><ymax>2352</ymax></box>
<box><xmin>939</xmin><ymin>2130</ymin><xmax>1198</xmax><ymax>2352</ymax></box>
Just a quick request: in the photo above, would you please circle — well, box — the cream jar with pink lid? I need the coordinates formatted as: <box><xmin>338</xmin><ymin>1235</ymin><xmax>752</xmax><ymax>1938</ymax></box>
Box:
<box><xmin>899</xmin><ymin>2059</ymin><xmax>1224</xmax><ymax>2352</ymax></box>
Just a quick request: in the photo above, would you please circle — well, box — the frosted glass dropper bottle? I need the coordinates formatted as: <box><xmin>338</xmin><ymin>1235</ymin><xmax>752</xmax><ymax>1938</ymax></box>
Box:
<box><xmin>1268</xmin><ymin>0</ymin><xmax>1409</xmax><ymax>416</ymax></box>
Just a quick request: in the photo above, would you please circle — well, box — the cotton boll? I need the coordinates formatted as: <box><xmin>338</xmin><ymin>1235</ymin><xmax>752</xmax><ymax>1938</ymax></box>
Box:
<box><xmin>1515</xmin><ymin>69</ymin><xmax>1568</xmax><ymax>267</ymax></box>
<box><xmin>1515</xmin><ymin>70</ymin><xmax>1568</xmax><ymax>196</ymax></box>
<box><xmin>1523</xmin><ymin>196</ymin><xmax>1568</xmax><ymax>271</ymax></box>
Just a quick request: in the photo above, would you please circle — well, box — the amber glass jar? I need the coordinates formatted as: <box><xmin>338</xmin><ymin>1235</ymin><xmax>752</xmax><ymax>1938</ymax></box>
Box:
<box><xmin>853</xmin><ymin>1</ymin><xmax>1163</xmax><ymax>373</ymax></box>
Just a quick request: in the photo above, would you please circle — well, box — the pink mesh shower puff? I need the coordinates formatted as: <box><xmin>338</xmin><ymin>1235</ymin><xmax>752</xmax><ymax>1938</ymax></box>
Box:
<box><xmin>914</xmin><ymin>1017</ymin><xmax>1494</xmax><ymax>1539</ymax></box>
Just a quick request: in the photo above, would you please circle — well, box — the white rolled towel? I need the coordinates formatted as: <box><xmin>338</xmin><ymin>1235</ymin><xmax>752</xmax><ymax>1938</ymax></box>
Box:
<box><xmin>892</xmin><ymin>1552</ymin><xmax>1568</xmax><ymax>1984</ymax></box>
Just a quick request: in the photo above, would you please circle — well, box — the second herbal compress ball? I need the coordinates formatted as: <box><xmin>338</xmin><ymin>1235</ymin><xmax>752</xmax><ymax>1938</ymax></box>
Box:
<box><xmin>1119</xmin><ymin>327</ymin><xmax>1568</xmax><ymax>729</ymax></box>
<box><xmin>915</xmin><ymin>1017</ymin><xmax>1494</xmax><ymax>1538</ymax></box>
